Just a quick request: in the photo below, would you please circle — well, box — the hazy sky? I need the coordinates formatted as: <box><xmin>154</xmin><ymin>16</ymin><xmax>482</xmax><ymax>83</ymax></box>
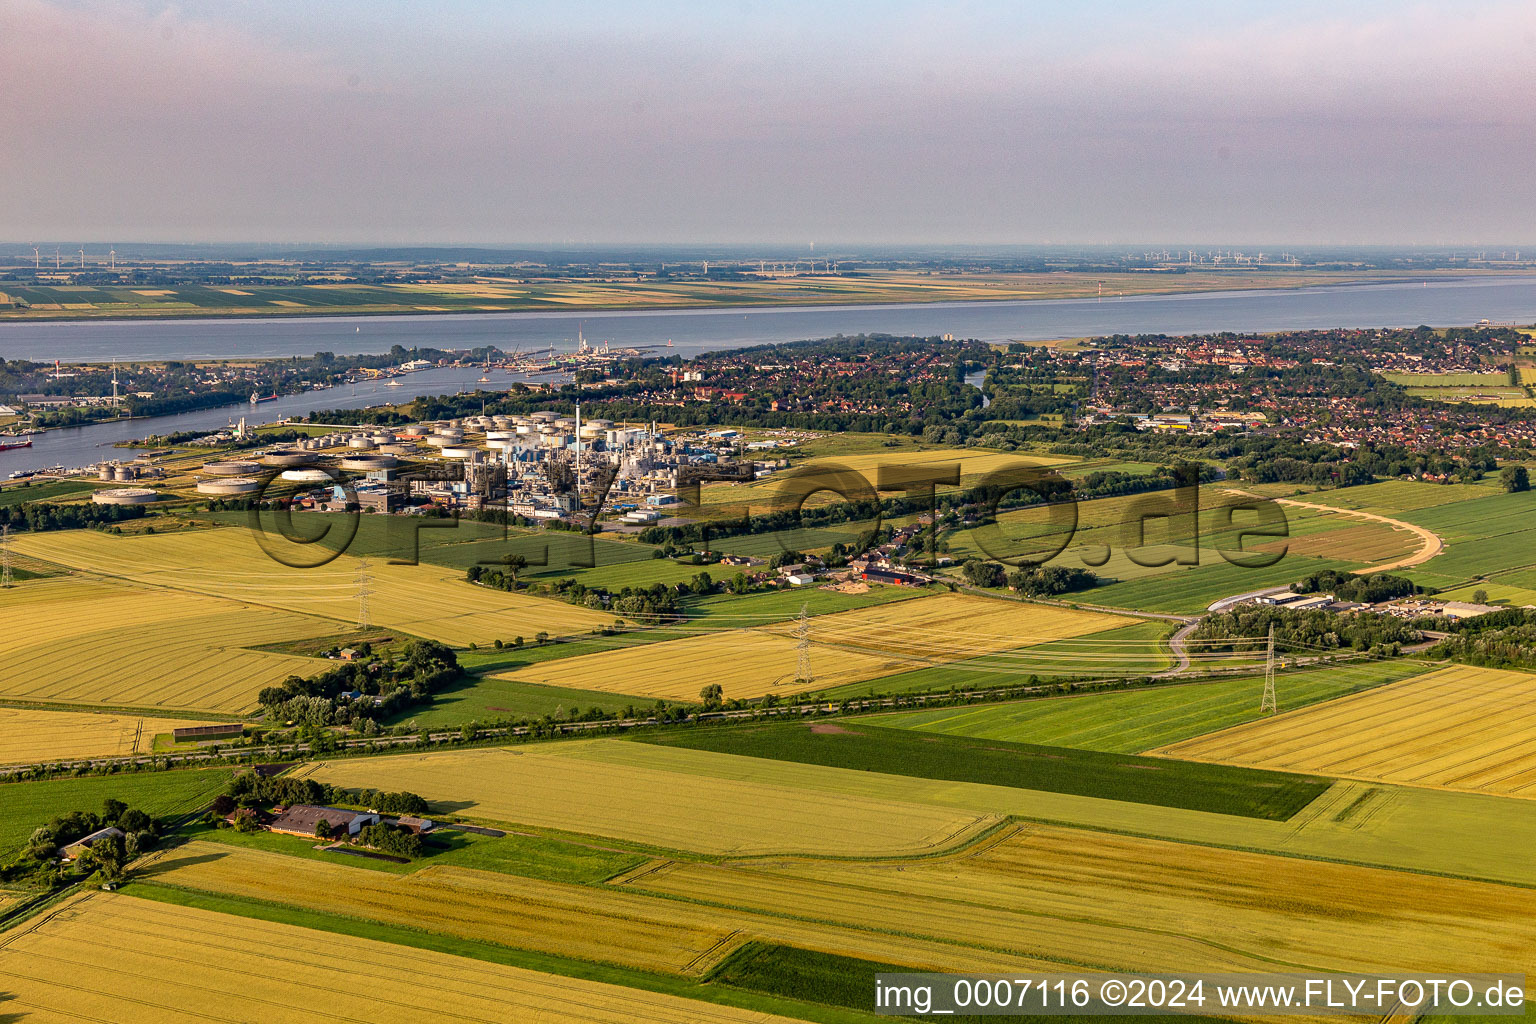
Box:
<box><xmin>4</xmin><ymin>0</ymin><xmax>1535</xmax><ymax>246</ymax></box>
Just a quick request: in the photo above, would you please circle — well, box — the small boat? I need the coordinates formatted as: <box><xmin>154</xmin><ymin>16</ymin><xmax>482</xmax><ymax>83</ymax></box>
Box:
<box><xmin>385</xmin><ymin>380</ymin><xmax>404</xmax><ymax>388</ymax></box>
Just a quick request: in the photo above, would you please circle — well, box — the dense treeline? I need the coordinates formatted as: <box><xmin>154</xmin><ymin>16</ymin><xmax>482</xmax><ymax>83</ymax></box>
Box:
<box><xmin>1192</xmin><ymin>605</ymin><xmax>1422</xmax><ymax>654</ymax></box>
<box><xmin>255</xmin><ymin>640</ymin><xmax>460</xmax><ymax>727</ymax></box>
<box><xmin>1293</xmin><ymin>570</ymin><xmax>1420</xmax><ymax>604</ymax></box>
<box><xmin>0</xmin><ymin>501</ymin><xmax>147</xmax><ymax>532</ymax></box>
<box><xmin>1430</xmin><ymin>607</ymin><xmax>1536</xmax><ymax>669</ymax></box>
<box><xmin>0</xmin><ymin>798</ymin><xmax>160</xmax><ymax>886</ymax></box>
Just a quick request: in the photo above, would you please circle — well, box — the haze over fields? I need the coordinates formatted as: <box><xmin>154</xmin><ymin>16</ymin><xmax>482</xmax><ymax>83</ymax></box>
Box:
<box><xmin>4</xmin><ymin>0</ymin><xmax>1536</xmax><ymax>244</ymax></box>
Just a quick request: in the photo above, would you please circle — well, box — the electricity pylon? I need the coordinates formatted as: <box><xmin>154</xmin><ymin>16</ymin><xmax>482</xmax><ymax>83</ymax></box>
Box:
<box><xmin>1259</xmin><ymin>624</ymin><xmax>1277</xmax><ymax>714</ymax></box>
<box><xmin>795</xmin><ymin>601</ymin><xmax>812</xmax><ymax>684</ymax></box>
<box><xmin>1</xmin><ymin>525</ymin><xmax>12</xmax><ymax>588</ymax></box>
<box><xmin>355</xmin><ymin>557</ymin><xmax>373</xmax><ymax>630</ymax></box>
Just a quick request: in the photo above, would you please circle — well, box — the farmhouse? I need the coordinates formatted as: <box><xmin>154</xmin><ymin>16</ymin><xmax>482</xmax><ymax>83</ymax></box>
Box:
<box><xmin>60</xmin><ymin>826</ymin><xmax>124</xmax><ymax>862</ymax></box>
<box><xmin>267</xmin><ymin>805</ymin><xmax>380</xmax><ymax>838</ymax></box>
<box><xmin>861</xmin><ymin>567</ymin><xmax>932</xmax><ymax>587</ymax></box>
<box><xmin>393</xmin><ymin>815</ymin><xmax>436</xmax><ymax>834</ymax></box>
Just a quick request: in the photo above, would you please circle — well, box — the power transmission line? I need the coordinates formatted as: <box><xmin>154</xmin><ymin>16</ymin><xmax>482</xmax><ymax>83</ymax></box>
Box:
<box><xmin>1259</xmin><ymin>624</ymin><xmax>1277</xmax><ymax>714</ymax></box>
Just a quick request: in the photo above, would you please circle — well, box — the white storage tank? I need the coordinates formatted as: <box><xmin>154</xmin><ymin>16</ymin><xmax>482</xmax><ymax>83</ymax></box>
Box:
<box><xmin>93</xmin><ymin>487</ymin><xmax>159</xmax><ymax>505</ymax></box>
<box><xmin>201</xmin><ymin>460</ymin><xmax>261</xmax><ymax>477</ymax></box>
<box><xmin>280</xmin><ymin>468</ymin><xmax>334</xmax><ymax>483</ymax></box>
<box><xmin>196</xmin><ymin>477</ymin><xmax>262</xmax><ymax>495</ymax></box>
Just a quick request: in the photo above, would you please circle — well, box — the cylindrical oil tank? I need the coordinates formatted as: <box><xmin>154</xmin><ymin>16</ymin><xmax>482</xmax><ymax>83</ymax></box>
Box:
<box><xmin>196</xmin><ymin>477</ymin><xmax>262</xmax><ymax>495</ymax></box>
<box><xmin>202</xmin><ymin>460</ymin><xmax>261</xmax><ymax>476</ymax></box>
<box><xmin>339</xmin><ymin>454</ymin><xmax>398</xmax><ymax>471</ymax></box>
<box><xmin>261</xmin><ymin>449</ymin><xmax>310</xmax><ymax>467</ymax></box>
<box><xmin>280</xmin><ymin>468</ymin><xmax>334</xmax><ymax>483</ymax></box>
<box><xmin>93</xmin><ymin>487</ymin><xmax>158</xmax><ymax>505</ymax></box>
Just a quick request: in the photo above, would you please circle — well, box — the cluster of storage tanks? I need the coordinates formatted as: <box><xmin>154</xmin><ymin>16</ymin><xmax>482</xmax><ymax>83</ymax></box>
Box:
<box><xmin>96</xmin><ymin>462</ymin><xmax>143</xmax><ymax>482</ymax></box>
<box><xmin>192</xmin><ymin>449</ymin><xmax>403</xmax><ymax>496</ymax></box>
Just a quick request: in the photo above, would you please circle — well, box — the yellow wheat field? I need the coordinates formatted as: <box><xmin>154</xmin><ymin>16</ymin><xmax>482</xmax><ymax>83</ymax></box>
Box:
<box><xmin>142</xmin><ymin>840</ymin><xmax>1090</xmax><ymax>979</ymax></box>
<box><xmin>622</xmin><ymin>823</ymin><xmax>1536</xmax><ymax>983</ymax></box>
<box><xmin>0</xmin><ymin>708</ymin><xmax>227</xmax><ymax>765</ymax></box>
<box><xmin>0</xmin><ymin>891</ymin><xmax>802</xmax><ymax>1024</ymax></box>
<box><xmin>292</xmin><ymin>743</ymin><xmax>997</xmax><ymax>857</ymax></box>
<box><xmin>1152</xmin><ymin>665</ymin><xmax>1536</xmax><ymax>797</ymax></box>
<box><xmin>0</xmin><ymin>575</ymin><xmax>334</xmax><ymax>713</ymax></box>
<box><xmin>493</xmin><ymin>594</ymin><xmax>1122</xmax><ymax>702</ymax></box>
<box><xmin>140</xmin><ymin>842</ymin><xmax>734</xmax><ymax>975</ymax></box>
<box><xmin>13</xmin><ymin>527</ymin><xmax>620</xmax><ymax>646</ymax></box>
<box><xmin>702</xmin><ymin>447</ymin><xmax>1077</xmax><ymax>508</ymax></box>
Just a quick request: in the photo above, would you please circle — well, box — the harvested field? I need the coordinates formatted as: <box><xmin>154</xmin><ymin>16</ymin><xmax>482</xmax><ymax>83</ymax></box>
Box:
<box><xmin>140</xmin><ymin>842</ymin><xmax>734</xmax><ymax>974</ymax></box>
<box><xmin>491</xmin><ymin>594</ymin><xmax>1123</xmax><ymax>702</ymax></box>
<box><xmin>0</xmin><ymin>575</ymin><xmax>334</xmax><ymax>713</ymax></box>
<box><xmin>0</xmin><ymin>708</ymin><xmax>227</xmax><ymax>765</ymax></box>
<box><xmin>141</xmin><ymin>842</ymin><xmax>1057</xmax><ymax>978</ymax></box>
<box><xmin>0</xmin><ymin>891</ymin><xmax>803</xmax><ymax>1023</ymax></box>
<box><xmin>12</xmin><ymin>527</ymin><xmax>619</xmax><ymax>647</ymax></box>
<box><xmin>292</xmin><ymin>743</ymin><xmax>997</xmax><ymax>857</ymax></box>
<box><xmin>621</xmin><ymin>823</ymin><xmax>1536</xmax><ymax>982</ymax></box>
<box><xmin>1151</xmin><ymin>665</ymin><xmax>1536</xmax><ymax>798</ymax></box>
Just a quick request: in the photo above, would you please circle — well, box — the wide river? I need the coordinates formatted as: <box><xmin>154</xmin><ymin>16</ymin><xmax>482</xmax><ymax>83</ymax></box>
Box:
<box><xmin>2</xmin><ymin>273</ymin><xmax>1535</xmax><ymax>477</ymax></box>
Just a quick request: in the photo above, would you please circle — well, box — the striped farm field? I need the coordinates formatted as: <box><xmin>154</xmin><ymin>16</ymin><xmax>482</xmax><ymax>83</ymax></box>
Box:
<box><xmin>0</xmin><ymin>891</ymin><xmax>804</xmax><ymax>1024</ymax></box>
<box><xmin>620</xmin><ymin>823</ymin><xmax>1536</xmax><ymax>983</ymax></box>
<box><xmin>865</xmin><ymin>659</ymin><xmax>1427</xmax><ymax>753</ymax></box>
<box><xmin>12</xmin><ymin>527</ymin><xmax>620</xmax><ymax>647</ymax></box>
<box><xmin>495</xmin><ymin>627</ymin><xmax>902</xmax><ymax>700</ymax></box>
<box><xmin>0</xmin><ymin>707</ymin><xmax>229</xmax><ymax>765</ymax></box>
<box><xmin>139</xmin><ymin>842</ymin><xmax>1058</xmax><ymax>979</ymax></box>
<box><xmin>306</xmin><ymin>737</ymin><xmax>1536</xmax><ymax>887</ymax></box>
<box><xmin>291</xmin><ymin>742</ymin><xmax>998</xmax><ymax>857</ymax></box>
<box><xmin>491</xmin><ymin>593</ymin><xmax>1122</xmax><ymax>702</ymax></box>
<box><xmin>0</xmin><ymin>575</ymin><xmax>335</xmax><ymax>713</ymax></box>
<box><xmin>1152</xmin><ymin>665</ymin><xmax>1536</xmax><ymax>797</ymax></box>
<box><xmin>139</xmin><ymin>842</ymin><xmax>735</xmax><ymax>975</ymax></box>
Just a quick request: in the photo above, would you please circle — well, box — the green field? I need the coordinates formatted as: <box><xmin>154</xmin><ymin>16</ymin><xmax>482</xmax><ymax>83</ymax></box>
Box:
<box><xmin>0</xmin><ymin>480</ymin><xmax>98</xmax><ymax>506</ymax></box>
<box><xmin>0</xmin><ymin>768</ymin><xmax>233</xmax><ymax>857</ymax></box>
<box><xmin>216</xmin><ymin>510</ymin><xmax>660</xmax><ymax>576</ymax></box>
<box><xmin>399</xmin><ymin>673</ymin><xmax>645</xmax><ymax>727</ymax></box>
<box><xmin>863</xmin><ymin>659</ymin><xmax>1427</xmax><ymax>753</ymax></box>
<box><xmin>633</xmin><ymin>721</ymin><xmax>1329</xmax><ymax>820</ymax></box>
<box><xmin>1085</xmin><ymin>555</ymin><xmax>1357</xmax><ymax>614</ymax></box>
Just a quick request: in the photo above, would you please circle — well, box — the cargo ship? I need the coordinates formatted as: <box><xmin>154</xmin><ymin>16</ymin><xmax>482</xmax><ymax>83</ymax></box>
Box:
<box><xmin>0</xmin><ymin>436</ymin><xmax>33</xmax><ymax>451</ymax></box>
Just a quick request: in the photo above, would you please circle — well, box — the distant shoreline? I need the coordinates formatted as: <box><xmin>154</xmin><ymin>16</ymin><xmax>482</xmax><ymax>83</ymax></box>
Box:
<box><xmin>0</xmin><ymin>268</ymin><xmax>1516</xmax><ymax>325</ymax></box>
